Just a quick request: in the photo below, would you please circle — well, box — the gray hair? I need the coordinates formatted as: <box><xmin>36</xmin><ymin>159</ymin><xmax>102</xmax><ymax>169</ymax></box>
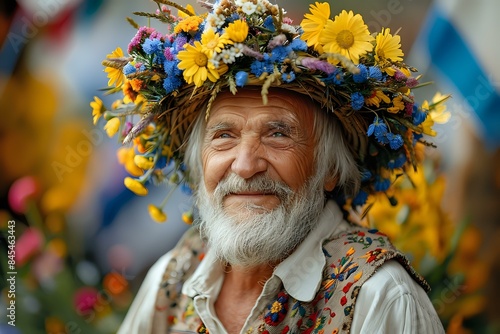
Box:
<box><xmin>184</xmin><ymin>95</ymin><xmax>360</xmax><ymax>198</ymax></box>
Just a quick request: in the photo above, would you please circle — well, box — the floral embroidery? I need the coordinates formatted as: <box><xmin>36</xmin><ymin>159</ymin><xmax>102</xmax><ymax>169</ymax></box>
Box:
<box><xmin>344</xmin><ymin>230</ymin><xmax>387</xmax><ymax>249</ymax></box>
<box><xmin>264</xmin><ymin>291</ymin><xmax>289</xmax><ymax>326</ymax></box>
<box><xmin>197</xmin><ymin>322</ymin><xmax>209</xmax><ymax>333</ymax></box>
<box><xmin>322</xmin><ymin>247</ymin><xmax>359</xmax><ymax>303</ymax></box>
<box><xmin>361</xmin><ymin>248</ymin><xmax>389</xmax><ymax>263</ymax></box>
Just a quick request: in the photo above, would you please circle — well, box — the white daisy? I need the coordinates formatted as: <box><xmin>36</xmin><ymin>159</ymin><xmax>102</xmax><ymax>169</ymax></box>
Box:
<box><xmin>241</xmin><ymin>2</ymin><xmax>257</xmax><ymax>15</ymax></box>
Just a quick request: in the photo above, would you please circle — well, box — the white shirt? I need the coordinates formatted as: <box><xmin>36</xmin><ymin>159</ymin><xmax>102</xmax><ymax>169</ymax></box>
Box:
<box><xmin>119</xmin><ymin>201</ymin><xmax>444</xmax><ymax>333</ymax></box>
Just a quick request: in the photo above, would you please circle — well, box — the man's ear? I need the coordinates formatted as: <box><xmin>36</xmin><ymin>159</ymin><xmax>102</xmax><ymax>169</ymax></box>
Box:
<box><xmin>324</xmin><ymin>176</ymin><xmax>338</xmax><ymax>192</ymax></box>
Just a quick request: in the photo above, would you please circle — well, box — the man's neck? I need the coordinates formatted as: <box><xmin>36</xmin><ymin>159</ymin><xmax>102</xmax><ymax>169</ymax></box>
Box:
<box><xmin>224</xmin><ymin>263</ymin><xmax>275</xmax><ymax>292</ymax></box>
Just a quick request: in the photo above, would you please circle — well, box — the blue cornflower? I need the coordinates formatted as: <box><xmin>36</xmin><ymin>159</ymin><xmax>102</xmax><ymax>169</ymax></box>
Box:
<box><xmin>323</xmin><ymin>68</ymin><xmax>344</xmax><ymax>85</ymax></box>
<box><xmin>412</xmin><ymin>105</ymin><xmax>427</xmax><ymax>125</ymax></box>
<box><xmin>174</xmin><ymin>35</ymin><xmax>188</xmax><ymax>53</ymax></box>
<box><xmin>163</xmin><ymin>75</ymin><xmax>182</xmax><ymax>93</ymax></box>
<box><xmin>351</xmin><ymin>92</ymin><xmax>364</xmax><ymax>111</ymax></box>
<box><xmin>123</xmin><ymin>63</ymin><xmax>136</xmax><ymax>75</ymax></box>
<box><xmin>282</xmin><ymin>71</ymin><xmax>296</xmax><ymax>83</ymax></box>
<box><xmin>270</xmin><ymin>46</ymin><xmax>290</xmax><ymax>63</ymax></box>
<box><xmin>368</xmin><ymin>66</ymin><xmax>383</xmax><ymax>81</ymax></box>
<box><xmin>352</xmin><ymin>190</ymin><xmax>369</xmax><ymax>207</ymax></box>
<box><xmin>142</xmin><ymin>38</ymin><xmax>162</xmax><ymax>55</ymax></box>
<box><xmin>290</xmin><ymin>39</ymin><xmax>307</xmax><ymax>52</ymax></box>
<box><xmin>164</xmin><ymin>60</ymin><xmax>181</xmax><ymax>76</ymax></box>
<box><xmin>386</xmin><ymin>133</ymin><xmax>404</xmax><ymax>150</ymax></box>
<box><xmin>374</xmin><ymin>176</ymin><xmax>391</xmax><ymax>192</ymax></box>
<box><xmin>250</xmin><ymin>60</ymin><xmax>273</xmax><ymax>77</ymax></box>
<box><xmin>180</xmin><ymin>182</ymin><xmax>193</xmax><ymax>196</ymax></box>
<box><xmin>235</xmin><ymin>71</ymin><xmax>249</xmax><ymax>87</ymax></box>
<box><xmin>352</xmin><ymin>64</ymin><xmax>368</xmax><ymax>83</ymax></box>
<box><xmin>387</xmin><ymin>154</ymin><xmax>407</xmax><ymax>169</ymax></box>
<box><xmin>263</xmin><ymin>16</ymin><xmax>275</xmax><ymax>32</ymax></box>
<box><xmin>367</xmin><ymin>117</ymin><xmax>389</xmax><ymax>144</ymax></box>
<box><xmin>360</xmin><ymin>169</ymin><xmax>372</xmax><ymax>182</ymax></box>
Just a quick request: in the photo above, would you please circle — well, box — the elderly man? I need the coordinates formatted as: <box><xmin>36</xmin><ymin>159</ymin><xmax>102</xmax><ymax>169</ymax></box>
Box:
<box><xmin>116</xmin><ymin>88</ymin><xmax>443</xmax><ymax>334</ymax></box>
<box><xmin>95</xmin><ymin>1</ymin><xmax>447</xmax><ymax>333</ymax></box>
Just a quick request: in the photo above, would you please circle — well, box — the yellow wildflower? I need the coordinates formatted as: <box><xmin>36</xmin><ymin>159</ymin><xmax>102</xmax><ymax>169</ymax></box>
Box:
<box><xmin>365</xmin><ymin>90</ymin><xmax>391</xmax><ymax>108</ymax></box>
<box><xmin>300</xmin><ymin>2</ymin><xmax>330</xmax><ymax>52</ymax></box>
<box><xmin>225</xmin><ymin>20</ymin><xmax>249</xmax><ymax>43</ymax></box>
<box><xmin>90</xmin><ymin>96</ymin><xmax>105</xmax><ymax>125</ymax></box>
<box><xmin>174</xmin><ymin>15</ymin><xmax>204</xmax><ymax>34</ymax></box>
<box><xmin>424</xmin><ymin>92</ymin><xmax>451</xmax><ymax>124</ymax></box>
<box><xmin>134</xmin><ymin>155</ymin><xmax>154</xmax><ymax>170</ymax></box>
<box><xmin>201</xmin><ymin>29</ymin><xmax>231</xmax><ymax>59</ymax></box>
<box><xmin>319</xmin><ymin>10</ymin><xmax>374</xmax><ymax>64</ymax></box>
<box><xmin>177</xmin><ymin>41</ymin><xmax>220</xmax><ymax>87</ymax></box>
<box><xmin>148</xmin><ymin>204</ymin><xmax>167</xmax><ymax>223</ymax></box>
<box><xmin>420</xmin><ymin>114</ymin><xmax>437</xmax><ymax>136</ymax></box>
<box><xmin>124</xmin><ymin>177</ymin><xmax>148</xmax><ymax>196</ymax></box>
<box><xmin>375</xmin><ymin>28</ymin><xmax>404</xmax><ymax>63</ymax></box>
<box><xmin>387</xmin><ymin>96</ymin><xmax>405</xmax><ymax>113</ymax></box>
<box><xmin>117</xmin><ymin>147</ymin><xmax>143</xmax><ymax>176</ymax></box>
<box><xmin>177</xmin><ymin>4</ymin><xmax>196</xmax><ymax>18</ymax></box>
<box><xmin>104</xmin><ymin>118</ymin><xmax>120</xmax><ymax>137</ymax></box>
<box><xmin>104</xmin><ymin>47</ymin><xmax>125</xmax><ymax>87</ymax></box>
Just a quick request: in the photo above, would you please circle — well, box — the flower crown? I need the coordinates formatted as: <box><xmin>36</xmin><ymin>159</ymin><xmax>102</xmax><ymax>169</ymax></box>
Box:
<box><xmin>91</xmin><ymin>0</ymin><xmax>449</xmax><ymax>223</ymax></box>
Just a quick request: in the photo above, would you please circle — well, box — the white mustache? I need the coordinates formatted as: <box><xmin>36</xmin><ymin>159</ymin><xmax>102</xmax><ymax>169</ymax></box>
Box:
<box><xmin>213</xmin><ymin>173</ymin><xmax>294</xmax><ymax>203</ymax></box>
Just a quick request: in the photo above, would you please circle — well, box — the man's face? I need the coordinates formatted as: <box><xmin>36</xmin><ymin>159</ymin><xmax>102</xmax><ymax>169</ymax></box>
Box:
<box><xmin>201</xmin><ymin>89</ymin><xmax>317</xmax><ymax>217</ymax></box>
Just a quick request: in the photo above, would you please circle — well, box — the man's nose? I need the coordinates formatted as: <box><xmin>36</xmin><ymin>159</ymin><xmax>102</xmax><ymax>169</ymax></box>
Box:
<box><xmin>231</xmin><ymin>138</ymin><xmax>267</xmax><ymax>179</ymax></box>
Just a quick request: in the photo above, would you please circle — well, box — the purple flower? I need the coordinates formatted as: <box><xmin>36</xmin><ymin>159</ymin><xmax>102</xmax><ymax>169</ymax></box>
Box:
<box><xmin>394</xmin><ymin>70</ymin><xmax>407</xmax><ymax>81</ymax></box>
<box><xmin>406</xmin><ymin>77</ymin><xmax>418</xmax><ymax>88</ymax></box>
<box><xmin>235</xmin><ymin>71</ymin><xmax>249</xmax><ymax>87</ymax></box>
<box><xmin>301</xmin><ymin>58</ymin><xmax>336</xmax><ymax>75</ymax></box>
<box><xmin>351</xmin><ymin>92</ymin><xmax>364</xmax><ymax>110</ymax></box>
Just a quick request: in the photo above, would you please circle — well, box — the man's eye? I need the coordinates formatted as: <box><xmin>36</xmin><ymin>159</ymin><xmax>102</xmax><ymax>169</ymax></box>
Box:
<box><xmin>218</xmin><ymin>133</ymin><xmax>232</xmax><ymax>139</ymax></box>
<box><xmin>272</xmin><ymin>132</ymin><xmax>286</xmax><ymax>137</ymax></box>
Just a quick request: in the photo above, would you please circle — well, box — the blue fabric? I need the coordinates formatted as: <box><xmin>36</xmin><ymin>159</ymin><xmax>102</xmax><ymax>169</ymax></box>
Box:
<box><xmin>424</xmin><ymin>8</ymin><xmax>500</xmax><ymax>147</ymax></box>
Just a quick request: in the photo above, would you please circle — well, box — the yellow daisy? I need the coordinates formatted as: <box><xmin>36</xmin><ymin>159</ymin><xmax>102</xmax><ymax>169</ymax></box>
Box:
<box><xmin>104</xmin><ymin>47</ymin><xmax>125</xmax><ymax>87</ymax></box>
<box><xmin>225</xmin><ymin>20</ymin><xmax>249</xmax><ymax>43</ymax></box>
<box><xmin>177</xmin><ymin>4</ymin><xmax>196</xmax><ymax>18</ymax></box>
<box><xmin>300</xmin><ymin>2</ymin><xmax>330</xmax><ymax>51</ymax></box>
<box><xmin>177</xmin><ymin>41</ymin><xmax>220</xmax><ymax>87</ymax></box>
<box><xmin>134</xmin><ymin>155</ymin><xmax>154</xmax><ymax>170</ymax></box>
<box><xmin>90</xmin><ymin>96</ymin><xmax>105</xmax><ymax>125</ymax></box>
<box><xmin>375</xmin><ymin>28</ymin><xmax>404</xmax><ymax>63</ymax></box>
<box><xmin>319</xmin><ymin>10</ymin><xmax>374</xmax><ymax>64</ymax></box>
<box><xmin>201</xmin><ymin>29</ymin><xmax>231</xmax><ymax>59</ymax></box>
<box><xmin>420</xmin><ymin>115</ymin><xmax>437</xmax><ymax>136</ymax></box>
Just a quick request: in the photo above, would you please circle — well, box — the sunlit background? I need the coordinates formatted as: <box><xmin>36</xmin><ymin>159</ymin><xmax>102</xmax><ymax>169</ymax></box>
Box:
<box><xmin>0</xmin><ymin>0</ymin><xmax>499</xmax><ymax>333</ymax></box>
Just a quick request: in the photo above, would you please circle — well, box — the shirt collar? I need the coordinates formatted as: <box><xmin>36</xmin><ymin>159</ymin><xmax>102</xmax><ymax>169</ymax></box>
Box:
<box><xmin>182</xmin><ymin>200</ymin><xmax>348</xmax><ymax>302</ymax></box>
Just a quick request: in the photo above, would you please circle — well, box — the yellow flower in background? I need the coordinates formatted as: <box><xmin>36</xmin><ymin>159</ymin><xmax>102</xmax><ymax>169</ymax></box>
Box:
<box><xmin>177</xmin><ymin>41</ymin><xmax>220</xmax><ymax>87</ymax></box>
<box><xmin>117</xmin><ymin>147</ymin><xmax>144</xmax><ymax>177</ymax></box>
<box><xmin>134</xmin><ymin>155</ymin><xmax>154</xmax><ymax>170</ymax></box>
<box><xmin>90</xmin><ymin>96</ymin><xmax>105</xmax><ymax>125</ymax></box>
<box><xmin>387</xmin><ymin>95</ymin><xmax>405</xmax><ymax>113</ymax></box>
<box><xmin>182</xmin><ymin>211</ymin><xmax>193</xmax><ymax>225</ymax></box>
<box><xmin>424</xmin><ymin>93</ymin><xmax>451</xmax><ymax>124</ymax></box>
<box><xmin>148</xmin><ymin>204</ymin><xmax>167</xmax><ymax>222</ymax></box>
<box><xmin>225</xmin><ymin>20</ymin><xmax>248</xmax><ymax>43</ymax></box>
<box><xmin>104</xmin><ymin>117</ymin><xmax>120</xmax><ymax>137</ymax></box>
<box><xmin>177</xmin><ymin>3</ymin><xmax>196</xmax><ymax>18</ymax></box>
<box><xmin>104</xmin><ymin>47</ymin><xmax>125</xmax><ymax>87</ymax></box>
<box><xmin>375</xmin><ymin>28</ymin><xmax>404</xmax><ymax>63</ymax></box>
<box><xmin>420</xmin><ymin>114</ymin><xmax>437</xmax><ymax>136</ymax></box>
<box><xmin>300</xmin><ymin>2</ymin><xmax>330</xmax><ymax>52</ymax></box>
<box><xmin>201</xmin><ymin>29</ymin><xmax>231</xmax><ymax>58</ymax></box>
<box><xmin>124</xmin><ymin>177</ymin><xmax>148</xmax><ymax>196</ymax></box>
<box><xmin>319</xmin><ymin>10</ymin><xmax>374</xmax><ymax>64</ymax></box>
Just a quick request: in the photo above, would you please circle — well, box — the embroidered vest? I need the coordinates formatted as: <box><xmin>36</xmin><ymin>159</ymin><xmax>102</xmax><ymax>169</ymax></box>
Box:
<box><xmin>151</xmin><ymin>227</ymin><xmax>429</xmax><ymax>333</ymax></box>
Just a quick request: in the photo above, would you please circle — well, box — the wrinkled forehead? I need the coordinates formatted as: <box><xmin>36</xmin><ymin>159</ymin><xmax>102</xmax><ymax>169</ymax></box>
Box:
<box><xmin>208</xmin><ymin>88</ymin><xmax>318</xmax><ymax>121</ymax></box>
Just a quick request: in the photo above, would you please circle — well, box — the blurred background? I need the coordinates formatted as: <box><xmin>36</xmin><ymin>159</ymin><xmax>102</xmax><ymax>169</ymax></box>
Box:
<box><xmin>0</xmin><ymin>0</ymin><xmax>498</xmax><ymax>333</ymax></box>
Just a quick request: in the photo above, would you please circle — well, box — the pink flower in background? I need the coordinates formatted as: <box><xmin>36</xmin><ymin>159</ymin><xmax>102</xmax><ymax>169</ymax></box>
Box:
<box><xmin>8</xmin><ymin>176</ymin><xmax>40</xmax><ymax>214</ymax></box>
<box><xmin>74</xmin><ymin>287</ymin><xmax>99</xmax><ymax>314</ymax></box>
<box><xmin>15</xmin><ymin>228</ymin><xmax>44</xmax><ymax>267</ymax></box>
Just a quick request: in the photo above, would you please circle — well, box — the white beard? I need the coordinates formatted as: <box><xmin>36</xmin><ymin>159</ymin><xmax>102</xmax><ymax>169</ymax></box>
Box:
<box><xmin>196</xmin><ymin>173</ymin><xmax>326</xmax><ymax>268</ymax></box>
